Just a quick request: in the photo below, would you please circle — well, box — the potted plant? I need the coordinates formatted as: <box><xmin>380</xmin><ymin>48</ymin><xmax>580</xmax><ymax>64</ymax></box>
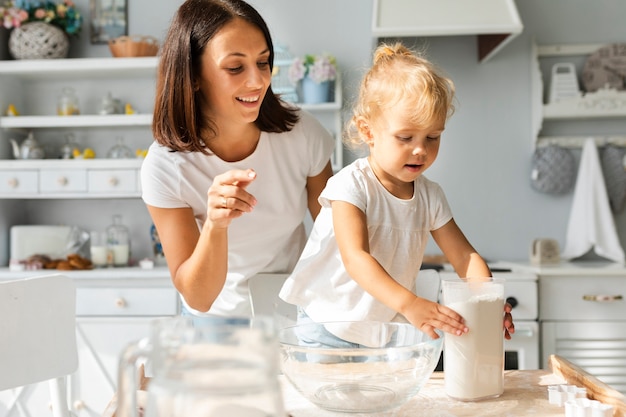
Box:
<box><xmin>288</xmin><ymin>53</ymin><xmax>337</xmax><ymax>104</ymax></box>
<box><xmin>1</xmin><ymin>0</ymin><xmax>82</xmax><ymax>59</ymax></box>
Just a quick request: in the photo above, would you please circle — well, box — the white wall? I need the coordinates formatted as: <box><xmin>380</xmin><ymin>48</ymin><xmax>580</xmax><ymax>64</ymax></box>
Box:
<box><xmin>7</xmin><ymin>0</ymin><xmax>624</xmax><ymax>264</ymax></box>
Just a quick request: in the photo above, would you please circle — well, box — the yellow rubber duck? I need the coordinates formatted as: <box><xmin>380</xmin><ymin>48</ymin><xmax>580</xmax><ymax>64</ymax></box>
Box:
<box><xmin>6</xmin><ymin>104</ymin><xmax>19</xmax><ymax>116</ymax></box>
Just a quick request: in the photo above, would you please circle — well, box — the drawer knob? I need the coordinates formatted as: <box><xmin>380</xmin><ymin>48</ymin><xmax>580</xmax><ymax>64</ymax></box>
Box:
<box><xmin>109</xmin><ymin>177</ymin><xmax>119</xmax><ymax>186</ymax></box>
<box><xmin>582</xmin><ymin>294</ymin><xmax>623</xmax><ymax>302</ymax></box>
<box><xmin>7</xmin><ymin>177</ymin><xmax>18</xmax><ymax>188</ymax></box>
<box><xmin>115</xmin><ymin>297</ymin><xmax>127</xmax><ymax>308</ymax></box>
<box><xmin>73</xmin><ymin>400</ymin><xmax>85</xmax><ymax>410</ymax></box>
<box><xmin>57</xmin><ymin>176</ymin><xmax>68</xmax><ymax>186</ymax></box>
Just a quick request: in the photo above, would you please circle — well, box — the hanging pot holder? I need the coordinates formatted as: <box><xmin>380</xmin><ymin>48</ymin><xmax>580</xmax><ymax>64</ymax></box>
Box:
<box><xmin>530</xmin><ymin>145</ymin><xmax>576</xmax><ymax>194</ymax></box>
<box><xmin>601</xmin><ymin>144</ymin><xmax>626</xmax><ymax>214</ymax></box>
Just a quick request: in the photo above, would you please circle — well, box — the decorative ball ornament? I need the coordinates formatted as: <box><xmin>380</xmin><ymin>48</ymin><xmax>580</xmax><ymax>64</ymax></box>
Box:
<box><xmin>581</xmin><ymin>43</ymin><xmax>626</xmax><ymax>92</ymax></box>
<box><xmin>9</xmin><ymin>22</ymin><xmax>69</xmax><ymax>60</ymax></box>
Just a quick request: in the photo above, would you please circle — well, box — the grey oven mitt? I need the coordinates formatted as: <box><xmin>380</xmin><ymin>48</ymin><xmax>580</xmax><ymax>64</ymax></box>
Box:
<box><xmin>601</xmin><ymin>144</ymin><xmax>626</xmax><ymax>214</ymax></box>
<box><xmin>530</xmin><ymin>145</ymin><xmax>576</xmax><ymax>194</ymax></box>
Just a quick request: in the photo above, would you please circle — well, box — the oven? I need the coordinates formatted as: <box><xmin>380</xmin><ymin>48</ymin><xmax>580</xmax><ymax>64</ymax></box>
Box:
<box><xmin>437</xmin><ymin>269</ymin><xmax>540</xmax><ymax>370</ymax></box>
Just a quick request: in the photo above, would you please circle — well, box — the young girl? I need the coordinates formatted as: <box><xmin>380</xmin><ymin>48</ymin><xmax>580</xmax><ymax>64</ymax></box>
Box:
<box><xmin>279</xmin><ymin>43</ymin><xmax>514</xmax><ymax>345</ymax></box>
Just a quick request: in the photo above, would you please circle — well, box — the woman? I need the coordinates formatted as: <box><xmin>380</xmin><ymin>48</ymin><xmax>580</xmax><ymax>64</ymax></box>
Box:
<box><xmin>141</xmin><ymin>0</ymin><xmax>335</xmax><ymax>320</ymax></box>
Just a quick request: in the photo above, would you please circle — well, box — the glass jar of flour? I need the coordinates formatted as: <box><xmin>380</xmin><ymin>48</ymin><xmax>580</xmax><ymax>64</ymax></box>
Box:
<box><xmin>441</xmin><ymin>277</ymin><xmax>505</xmax><ymax>401</ymax></box>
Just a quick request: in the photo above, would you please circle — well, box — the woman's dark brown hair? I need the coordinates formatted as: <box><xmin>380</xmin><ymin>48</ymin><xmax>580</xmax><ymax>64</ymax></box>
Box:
<box><xmin>152</xmin><ymin>0</ymin><xmax>299</xmax><ymax>153</ymax></box>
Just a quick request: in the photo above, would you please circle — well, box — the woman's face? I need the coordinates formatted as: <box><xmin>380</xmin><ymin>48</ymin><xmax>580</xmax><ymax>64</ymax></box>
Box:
<box><xmin>198</xmin><ymin>18</ymin><xmax>272</xmax><ymax>127</ymax></box>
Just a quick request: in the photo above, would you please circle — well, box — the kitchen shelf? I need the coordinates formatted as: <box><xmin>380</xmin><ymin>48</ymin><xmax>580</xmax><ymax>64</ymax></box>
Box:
<box><xmin>531</xmin><ymin>41</ymin><xmax>626</xmax><ymax>148</ymax></box>
<box><xmin>0</xmin><ymin>57</ymin><xmax>158</xmax><ymax>79</ymax></box>
<box><xmin>0</xmin><ymin>114</ymin><xmax>152</xmax><ymax>129</ymax></box>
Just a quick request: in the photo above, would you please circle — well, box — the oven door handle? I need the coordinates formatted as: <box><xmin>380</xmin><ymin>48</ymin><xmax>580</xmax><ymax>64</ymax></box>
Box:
<box><xmin>582</xmin><ymin>294</ymin><xmax>623</xmax><ymax>302</ymax></box>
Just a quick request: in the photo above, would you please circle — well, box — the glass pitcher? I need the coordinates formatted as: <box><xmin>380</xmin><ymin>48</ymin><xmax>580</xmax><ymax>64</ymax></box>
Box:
<box><xmin>116</xmin><ymin>316</ymin><xmax>286</xmax><ymax>417</ymax></box>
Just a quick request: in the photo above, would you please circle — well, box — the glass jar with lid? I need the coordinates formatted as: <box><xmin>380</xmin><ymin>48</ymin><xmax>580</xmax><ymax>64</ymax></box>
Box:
<box><xmin>57</xmin><ymin>87</ymin><xmax>80</xmax><ymax>116</ymax></box>
<box><xmin>106</xmin><ymin>214</ymin><xmax>130</xmax><ymax>266</ymax></box>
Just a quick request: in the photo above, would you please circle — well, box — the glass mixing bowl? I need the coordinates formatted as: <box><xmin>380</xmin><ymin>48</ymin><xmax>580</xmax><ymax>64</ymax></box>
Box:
<box><xmin>279</xmin><ymin>321</ymin><xmax>443</xmax><ymax>413</ymax></box>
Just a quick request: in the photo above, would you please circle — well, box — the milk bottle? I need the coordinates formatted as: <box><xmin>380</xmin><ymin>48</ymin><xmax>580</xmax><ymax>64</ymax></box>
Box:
<box><xmin>441</xmin><ymin>277</ymin><xmax>504</xmax><ymax>401</ymax></box>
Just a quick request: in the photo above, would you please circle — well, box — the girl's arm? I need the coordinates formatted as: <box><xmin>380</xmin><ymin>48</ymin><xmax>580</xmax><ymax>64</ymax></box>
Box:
<box><xmin>431</xmin><ymin>218</ymin><xmax>515</xmax><ymax>339</ymax></box>
<box><xmin>430</xmin><ymin>218</ymin><xmax>491</xmax><ymax>279</ymax></box>
<box><xmin>332</xmin><ymin>201</ymin><xmax>468</xmax><ymax>339</ymax></box>
<box><xmin>147</xmin><ymin>169</ymin><xmax>257</xmax><ymax>312</ymax></box>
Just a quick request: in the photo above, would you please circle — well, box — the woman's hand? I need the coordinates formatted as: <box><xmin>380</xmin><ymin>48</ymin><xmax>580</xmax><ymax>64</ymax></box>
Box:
<box><xmin>503</xmin><ymin>302</ymin><xmax>515</xmax><ymax>340</ymax></box>
<box><xmin>206</xmin><ymin>169</ymin><xmax>257</xmax><ymax>228</ymax></box>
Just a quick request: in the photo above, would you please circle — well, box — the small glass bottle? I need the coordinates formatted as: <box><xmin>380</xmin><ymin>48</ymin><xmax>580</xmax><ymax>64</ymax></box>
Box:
<box><xmin>57</xmin><ymin>87</ymin><xmax>80</xmax><ymax>116</ymax></box>
<box><xmin>106</xmin><ymin>215</ymin><xmax>130</xmax><ymax>266</ymax></box>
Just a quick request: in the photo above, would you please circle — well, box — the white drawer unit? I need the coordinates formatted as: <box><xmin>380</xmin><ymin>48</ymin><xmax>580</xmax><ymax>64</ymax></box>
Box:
<box><xmin>87</xmin><ymin>169</ymin><xmax>138</xmax><ymax>194</ymax></box>
<box><xmin>0</xmin><ymin>159</ymin><xmax>143</xmax><ymax>198</ymax></box>
<box><xmin>39</xmin><ymin>168</ymin><xmax>87</xmax><ymax>193</ymax></box>
<box><xmin>76</xmin><ymin>286</ymin><xmax>178</xmax><ymax>316</ymax></box>
<box><xmin>540</xmin><ymin>275</ymin><xmax>626</xmax><ymax>321</ymax></box>
<box><xmin>0</xmin><ymin>169</ymin><xmax>38</xmax><ymax>194</ymax></box>
<box><xmin>539</xmin><ymin>269</ymin><xmax>626</xmax><ymax>396</ymax></box>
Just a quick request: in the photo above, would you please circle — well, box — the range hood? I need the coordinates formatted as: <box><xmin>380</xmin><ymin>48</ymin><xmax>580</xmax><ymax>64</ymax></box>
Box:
<box><xmin>372</xmin><ymin>0</ymin><xmax>524</xmax><ymax>62</ymax></box>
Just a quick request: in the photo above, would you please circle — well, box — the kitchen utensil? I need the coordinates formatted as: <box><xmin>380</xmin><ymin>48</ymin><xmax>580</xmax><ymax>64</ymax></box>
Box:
<box><xmin>442</xmin><ymin>277</ymin><xmax>505</xmax><ymax>401</ymax></box>
<box><xmin>9</xmin><ymin>131</ymin><xmax>45</xmax><ymax>159</ymax></box>
<box><xmin>279</xmin><ymin>321</ymin><xmax>443</xmax><ymax>413</ymax></box>
<box><xmin>117</xmin><ymin>316</ymin><xmax>285</xmax><ymax>417</ymax></box>
<box><xmin>549</xmin><ymin>63</ymin><xmax>581</xmax><ymax>103</ymax></box>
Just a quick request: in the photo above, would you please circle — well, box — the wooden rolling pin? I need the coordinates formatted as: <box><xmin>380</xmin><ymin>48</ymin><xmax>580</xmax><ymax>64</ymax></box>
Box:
<box><xmin>549</xmin><ymin>354</ymin><xmax>626</xmax><ymax>417</ymax></box>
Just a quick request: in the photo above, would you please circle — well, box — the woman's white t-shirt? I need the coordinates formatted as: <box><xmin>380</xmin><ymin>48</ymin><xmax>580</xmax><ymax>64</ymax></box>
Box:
<box><xmin>141</xmin><ymin>110</ymin><xmax>334</xmax><ymax>317</ymax></box>
<box><xmin>280</xmin><ymin>157</ymin><xmax>453</xmax><ymax>343</ymax></box>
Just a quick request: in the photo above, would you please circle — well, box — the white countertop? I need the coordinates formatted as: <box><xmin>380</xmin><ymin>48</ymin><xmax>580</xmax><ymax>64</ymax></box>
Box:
<box><xmin>496</xmin><ymin>260</ymin><xmax>626</xmax><ymax>276</ymax></box>
<box><xmin>0</xmin><ymin>266</ymin><xmax>171</xmax><ymax>281</ymax></box>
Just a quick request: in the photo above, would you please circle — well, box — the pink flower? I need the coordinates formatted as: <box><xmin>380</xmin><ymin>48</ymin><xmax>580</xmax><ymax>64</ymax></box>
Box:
<box><xmin>33</xmin><ymin>8</ymin><xmax>45</xmax><ymax>19</ymax></box>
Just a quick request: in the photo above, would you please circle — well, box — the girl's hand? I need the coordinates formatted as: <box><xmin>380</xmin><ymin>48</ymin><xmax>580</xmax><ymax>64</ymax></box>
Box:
<box><xmin>504</xmin><ymin>302</ymin><xmax>515</xmax><ymax>340</ymax></box>
<box><xmin>206</xmin><ymin>169</ymin><xmax>257</xmax><ymax>228</ymax></box>
<box><xmin>404</xmin><ymin>297</ymin><xmax>468</xmax><ymax>340</ymax></box>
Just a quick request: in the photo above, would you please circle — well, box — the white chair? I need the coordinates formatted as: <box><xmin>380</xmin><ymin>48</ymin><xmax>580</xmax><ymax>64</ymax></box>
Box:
<box><xmin>415</xmin><ymin>268</ymin><xmax>442</xmax><ymax>302</ymax></box>
<box><xmin>248</xmin><ymin>273</ymin><xmax>297</xmax><ymax>327</ymax></box>
<box><xmin>0</xmin><ymin>274</ymin><xmax>78</xmax><ymax>417</ymax></box>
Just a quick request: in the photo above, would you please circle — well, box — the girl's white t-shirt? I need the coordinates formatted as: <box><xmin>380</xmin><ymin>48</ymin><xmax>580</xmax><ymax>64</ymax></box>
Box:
<box><xmin>141</xmin><ymin>110</ymin><xmax>334</xmax><ymax>317</ymax></box>
<box><xmin>280</xmin><ymin>157</ymin><xmax>453</xmax><ymax>344</ymax></box>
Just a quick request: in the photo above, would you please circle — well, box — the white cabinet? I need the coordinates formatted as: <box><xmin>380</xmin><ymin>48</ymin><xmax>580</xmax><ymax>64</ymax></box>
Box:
<box><xmin>0</xmin><ymin>269</ymin><xmax>177</xmax><ymax>417</ymax></box>
<box><xmin>531</xmin><ymin>42</ymin><xmax>626</xmax><ymax>149</ymax></box>
<box><xmin>0</xmin><ymin>57</ymin><xmax>156</xmax><ymax>199</ymax></box>
<box><xmin>539</xmin><ymin>272</ymin><xmax>626</xmax><ymax>395</ymax></box>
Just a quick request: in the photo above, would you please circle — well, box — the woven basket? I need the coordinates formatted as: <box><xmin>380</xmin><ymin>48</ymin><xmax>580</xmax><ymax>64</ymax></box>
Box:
<box><xmin>8</xmin><ymin>22</ymin><xmax>69</xmax><ymax>60</ymax></box>
<box><xmin>109</xmin><ymin>35</ymin><xmax>159</xmax><ymax>58</ymax></box>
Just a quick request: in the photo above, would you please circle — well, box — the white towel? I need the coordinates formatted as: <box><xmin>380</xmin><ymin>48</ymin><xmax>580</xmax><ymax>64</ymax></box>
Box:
<box><xmin>561</xmin><ymin>138</ymin><xmax>625</xmax><ymax>263</ymax></box>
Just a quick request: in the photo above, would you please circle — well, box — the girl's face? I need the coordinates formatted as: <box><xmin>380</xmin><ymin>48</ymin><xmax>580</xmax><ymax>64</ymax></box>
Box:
<box><xmin>363</xmin><ymin>108</ymin><xmax>444</xmax><ymax>197</ymax></box>
<box><xmin>198</xmin><ymin>18</ymin><xmax>272</xmax><ymax>127</ymax></box>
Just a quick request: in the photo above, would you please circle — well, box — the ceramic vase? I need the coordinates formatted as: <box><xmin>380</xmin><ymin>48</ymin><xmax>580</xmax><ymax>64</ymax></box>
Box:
<box><xmin>8</xmin><ymin>22</ymin><xmax>69</xmax><ymax>60</ymax></box>
<box><xmin>301</xmin><ymin>76</ymin><xmax>331</xmax><ymax>104</ymax></box>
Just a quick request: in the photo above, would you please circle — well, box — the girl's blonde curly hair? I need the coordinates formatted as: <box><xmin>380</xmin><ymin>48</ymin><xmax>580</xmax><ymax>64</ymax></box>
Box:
<box><xmin>344</xmin><ymin>42</ymin><xmax>456</xmax><ymax>150</ymax></box>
